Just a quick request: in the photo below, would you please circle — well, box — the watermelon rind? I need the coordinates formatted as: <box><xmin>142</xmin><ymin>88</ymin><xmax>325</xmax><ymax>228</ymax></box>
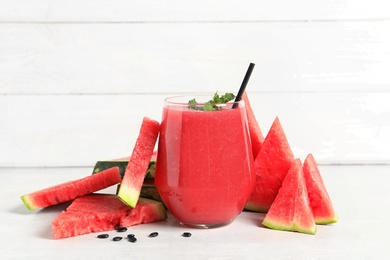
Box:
<box><xmin>140</xmin><ymin>182</ymin><xmax>162</xmax><ymax>202</ymax></box>
<box><xmin>145</xmin><ymin>160</ymin><xmax>156</xmax><ymax>180</ymax></box>
<box><xmin>93</xmin><ymin>160</ymin><xmax>128</xmax><ymax>178</ymax></box>
<box><xmin>262</xmin><ymin>159</ymin><xmax>316</xmax><ymax>235</ymax></box>
<box><xmin>20</xmin><ymin>195</ymin><xmax>35</xmax><ymax>211</ymax></box>
<box><xmin>118</xmin><ymin>186</ymin><xmax>140</xmax><ymax>207</ymax></box>
<box><xmin>262</xmin><ymin>217</ymin><xmax>316</xmax><ymax>235</ymax></box>
<box><xmin>20</xmin><ymin>167</ymin><xmax>122</xmax><ymax>210</ymax></box>
<box><xmin>117</xmin><ymin>117</ymin><xmax>160</xmax><ymax>208</ymax></box>
<box><xmin>92</xmin><ymin>151</ymin><xmax>157</xmax><ymax>180</ymax></box>
<box><xmin>244</xmin><ymin>176</ymin><xmax>269</xmax><ymax>213</ymax></box>
<box><xmin>303</xmin><ymin>153</ymin><xmax>338</xmax><ymax>225</ymax></box>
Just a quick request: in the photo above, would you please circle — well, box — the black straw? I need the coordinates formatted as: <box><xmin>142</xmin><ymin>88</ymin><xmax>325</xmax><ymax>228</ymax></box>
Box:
<box><xmin>232</xmin><ymin>63</ymin><xmax>255</xmax><ymax>108</ymax></box>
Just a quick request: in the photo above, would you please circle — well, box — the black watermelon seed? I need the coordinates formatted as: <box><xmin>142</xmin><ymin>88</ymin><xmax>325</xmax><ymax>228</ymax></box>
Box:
<box><xmin>97</xmin><ymin>234</ymin><xmax>109</xmax><ymax>239</ymax></box>
<box><xmin>148</xmin><ymin>232</ymin><xmax>159</xmax><ymax>237</ymax></box>
<box><xmin>128</xmin><ymin>236</ymin><xmax>137</xmax><ymax>243</ymax></box>
<box><xmin>112</xmin><ymin>236</ymin><xmax>122</xmax><ymax>241</ymax></box>
<box><xmin>127</xmin><ymin>234</ymin><xmax>135</xmax><ymax>238</ymax></box>
<box><xmin>182</xmin><ymin>232</ymin><xmax>192</xmax><ymax>237</ymax></box>
<box><xmin>117</xmin><ymin>227</ymin><xmax>127</xmax><ymax>232</ymax></box>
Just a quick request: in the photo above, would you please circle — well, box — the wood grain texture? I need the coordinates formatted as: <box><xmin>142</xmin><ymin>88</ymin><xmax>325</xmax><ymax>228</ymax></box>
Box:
<box><xmin>0</xmin><ymin>1</ymin><xmax>388</xmax><ymax>166</ymax></box>
<box><xmin>1</xmin><ymin>92</ymin><xmax>388</xmax><ymax>167</ymax></box>
<box><xmin>0</xmin><ymin>0</ymin><xmax>389</xmax><ymax>22</ymax></box>
<box><xmin>1</xmin><ymin>22</ymin><xmax>390</xmax><ymax>94</ymax></box>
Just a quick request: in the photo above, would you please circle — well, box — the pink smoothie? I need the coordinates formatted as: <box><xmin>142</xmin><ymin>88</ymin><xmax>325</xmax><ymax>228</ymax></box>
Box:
<box><xmin>155</xmin><ymin>98</ymin><xmax>255</xmax><ymax>227</ymax></box>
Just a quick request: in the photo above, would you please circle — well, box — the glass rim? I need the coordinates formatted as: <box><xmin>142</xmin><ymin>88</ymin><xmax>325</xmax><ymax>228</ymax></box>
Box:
<box><xmin>164</xmin><ymin>93</ymin><xmax>244</xmax><ymax>106</ymax></box>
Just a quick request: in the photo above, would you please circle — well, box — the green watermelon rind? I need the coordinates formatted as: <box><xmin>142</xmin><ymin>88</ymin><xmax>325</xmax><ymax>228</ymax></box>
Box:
<box><xmin>145</xmin><ymin>161</ymin><xmax>156</xmax><ymax>180</ymax></box>
<box><xmin>140</xmin><ymin>183</ymin><xmax>162</xmax><ymax>202</ymax></box>
<box><xmin>93</xmin><ymin>159</ymin><xmax>156</xmax><ymax>180</ymax></box>
<box><xmin>117</xmin><ymin>186</ymin><xmax>140</xmax><ymax>208</ymax></box>
<box><xmin>93</xmin><ymin>161</ymin><xmax>128</xmax><ymax>178</ymax></box>
<box><xmin>262</xmin><ymin>219</ymin><xmax>317</xmax><ymax>235</ymax></box>
<box><xmin>314</xmin><ymin>217</ymin><xmax>338</xmax><ymax>225</ymax></box>
<box><xmin>244</xmin><ymin>202</ymin><xmax>269</xmax><ymax>213</ymax></box>
<box><xmin>20</xmin><ymin>195</ymin><xmax>34</xmax><ymax>210</ymax></box>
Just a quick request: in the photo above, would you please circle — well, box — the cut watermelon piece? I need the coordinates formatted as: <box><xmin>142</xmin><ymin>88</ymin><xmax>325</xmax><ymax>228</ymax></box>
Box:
<box><xmin>244</xmin><ymin>175</ymin><xmax>264</xmax><ymax>212</ymax></box>
<box><xmin>93</xmin><ymin>151</ymin><xmax>158</xmax><ymax>180</ymax></box>
<box><xmin>262</xmin><ymin>159</ymin><xmax>316</xmax><ymax>235</ymax></box>
<box><xmin>303</xmin><ymin>153</ymin><xmax>338</xmax><ymax>224</ymax></box>
<box><xmin>242</xmin><ymin>91</ymin><xmax>264</xmax><ymax>158</ymax></box>
<box><xmin>52</xmin><ymin>194</ymin><xmax>167</xmax><ymax>239</ymax></box>
<box><xmin>117</xmin><ymin>117</ymin><xmax>160</xmax><ymax>208</ymax></box>
<box><xmin>246</xmin><ymin>116</ymin><xmax>294</xmax><ymax>212</ymax></box>
<box><xmin>93</xmin><ymin>159</ymin><xmax>128</xmax><ymax>178</ymax></box>
<box><xmin>140</xmin><ymin>181</ymin><xmax>162</xmax><ymax>202</ymax></box>
<box><xmin>20</xmin><ymin>167</ymin><xmax>122</xmax><ymax>210</ymax></box>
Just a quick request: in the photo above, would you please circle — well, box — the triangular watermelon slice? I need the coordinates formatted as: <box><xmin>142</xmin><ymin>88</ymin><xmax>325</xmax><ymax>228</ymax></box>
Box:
<box><xmin>242</xmin><ymin>91</ymin><xmax>265</xmax><ymax>158</ymax></box>
<box><xmin>262</xmin><ymin>159</ymin><xmax>316</xmax><ymax>235</ymax></box>
<box><xmin>117</xmin><ymin>117</ymin><xmax>160</xmax><ymax>208</ymax></box>
<box><xmin>303</xmin><ymin>153</ymin><xmax>338</xmax><ymax>224</ymax></box>
<box><xmin>246</xmin><ymin>116</ymin><xmax>294</xmax><ymax>212</ymax></box>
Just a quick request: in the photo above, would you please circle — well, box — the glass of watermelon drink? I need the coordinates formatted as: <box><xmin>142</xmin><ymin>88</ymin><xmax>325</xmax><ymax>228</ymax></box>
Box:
<box><xmin>155</xmin><ymin>94</ymin><xmax>256</xmax><ymax>228</ymax></box>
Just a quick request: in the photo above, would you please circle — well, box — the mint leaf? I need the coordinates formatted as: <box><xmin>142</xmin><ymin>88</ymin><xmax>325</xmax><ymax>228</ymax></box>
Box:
<box><xmin>212</xmin><ymin>92</ymin><xmax>222</xmax><ymax>104</ymax></box>
<box><xmin>188</xmin><ymin>98</ymin><xmax>198</xmax><ymax>110</ymax></box>
<box><xmin>203</xmin><ymin>101</ymin><xmax>215</xmax><ymax>111</ymax></box>
<box><xmin>187</xmin><ymin>92</ymin><xmax>235</xmax><ymax>111</ymax></box>
<box><xmin>220</xmin><ymin>93</ymin><xmax>235</xmax><ymax>103</ymax></box>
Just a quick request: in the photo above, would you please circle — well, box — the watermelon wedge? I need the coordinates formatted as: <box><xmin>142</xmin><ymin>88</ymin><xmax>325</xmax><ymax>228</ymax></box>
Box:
<box><xmin>52</xmin><ymin>194</ymin><xmax>167</xmax><ymax>239</ymax></box>
<box><xmin>245</xmin><ymin>116</ymin><xmax>294</xmax><ymax>212</ymax></box>
<box><xmin>93</xmin><ymin>151</ymin><xmax>158</xmax><ymax>180</ymax></box>
<box><xmin>140</xmin><ymin>181</ymin><xmax>162</xmax><ymax>202</ymax></box>
<box><xmin>117</xmin><ymin>117</ymin><xmax>160</xmax><ymax>208</ymax></box>
<box><xmin>262</xmin><ymin>159</ymin><xmax>316</xmax><ymax>235</ymax></box>
<box><xmin>20</xmin><ymin>167</ymin><xmax>122</xmax><ymax>210</ymax></box>
<box><xmin>242</xmin><ymin>91</ymin><xmax>264</xmax><ymax>158</ymax></box>
<box><xmin>244</xmin><ymin>175</ymin><xmax>265</xmax><ymax>212</ymax></box>
<box><xmin>303</xmin><ymin>153</ymin><xmax>338</xmax><ymax>224</ymax></box>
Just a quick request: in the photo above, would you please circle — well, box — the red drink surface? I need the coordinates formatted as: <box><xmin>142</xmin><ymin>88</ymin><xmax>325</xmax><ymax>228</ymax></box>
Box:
<box><xmin>155</xmin><ymin>100</ymin><xmax>255</xmax><ymax>227</ymax></box>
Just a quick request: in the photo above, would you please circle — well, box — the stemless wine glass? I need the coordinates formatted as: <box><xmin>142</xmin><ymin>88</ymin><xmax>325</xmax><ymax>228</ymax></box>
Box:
<box><xmin>155</xmin><ymin>94</ymin><xmax>255</xmax><ymax>228</ymax></box>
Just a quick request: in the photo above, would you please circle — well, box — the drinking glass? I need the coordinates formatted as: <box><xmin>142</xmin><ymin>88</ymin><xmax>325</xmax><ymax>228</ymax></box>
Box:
<box><xmin>155</xmin><ymin>94</ymin><xmax>255</xmax><ymax>228</ymax></box>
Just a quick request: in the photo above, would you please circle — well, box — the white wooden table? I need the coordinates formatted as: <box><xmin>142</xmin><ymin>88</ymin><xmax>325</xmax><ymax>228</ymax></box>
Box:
<box><xmin>1</xmin><ymin>165</ymin><xmax>389</xmax><ymax>259</ymax></box>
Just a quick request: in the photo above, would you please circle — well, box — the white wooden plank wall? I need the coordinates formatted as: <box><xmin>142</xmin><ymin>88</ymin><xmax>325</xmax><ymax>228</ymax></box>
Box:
<box><xmin>1</xmin><ymin>1</ymin><xmax>389</xmax><ymax>167</ymax></box>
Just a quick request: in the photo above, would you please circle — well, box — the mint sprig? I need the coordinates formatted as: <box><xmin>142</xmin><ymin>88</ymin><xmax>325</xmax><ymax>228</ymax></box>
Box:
<box><xmin>188</xmin><ymin>92</ymin><xmax>235</xmax><ymax>111</ymax></box>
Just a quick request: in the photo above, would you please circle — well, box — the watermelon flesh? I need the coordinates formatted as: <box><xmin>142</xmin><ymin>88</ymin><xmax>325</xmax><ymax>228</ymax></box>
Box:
<box><xmin>21</xmin><ymin>167</ymin><xmax>122</xmax><ymax>210</ymax></box>
<box><xmin>245</xmin><ymin>116</ymin><xmax>294</xmax><ymax>212</ymax></box>
<box><xmin>52</xmin><ymin>194</ymin><xmax>167</xmax><ymax>239</ymax></box>
<box><xmin>242</xmin><ymin>91</ymin><xmax>264</xmax><ymax>158</ymax></box>
<box><xmin>262</xmin><ymin>159</ymin><xmax>316</xmax><ymax>235</ymax></box>
<box><xmin>303</xmin><ymin>153</ymin><xmax>338</xmax><ymax>224</ymax></box>
<box><xmin>117</xmin><ymin>117</ymin><xmax>160</xmax><ymax>208</ymax></box>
